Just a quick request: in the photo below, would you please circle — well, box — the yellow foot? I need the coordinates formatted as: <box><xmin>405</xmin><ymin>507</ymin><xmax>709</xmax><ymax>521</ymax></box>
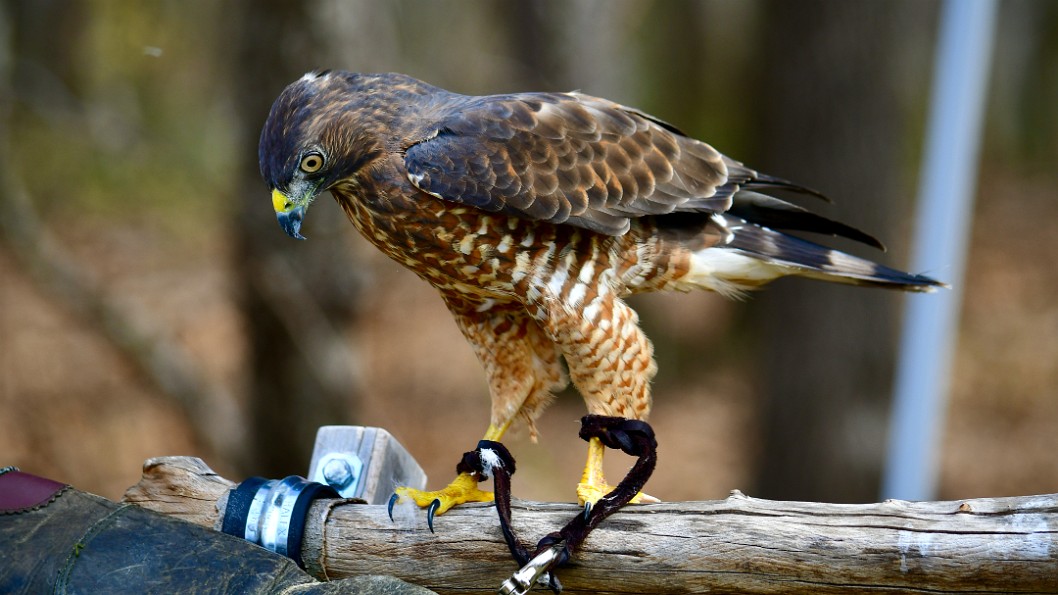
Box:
<box><xmin>577</xmin><ymin>480</ymin><xmax>660</xmax><ymax>507</ymax></box>
<box><xmin>388</xmin><ymin>472</ymin><xmax>494</xmax><ymax>532</ymax></box>
<box><xmin>578</xmin><ymin>436</ymin><xmax>659</xmax><ymax>509</ymax></box>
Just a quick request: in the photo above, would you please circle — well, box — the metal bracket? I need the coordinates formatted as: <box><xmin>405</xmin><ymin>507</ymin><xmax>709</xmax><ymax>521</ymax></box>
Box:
<box><xmin>308</xmin><ymin>426</ymin><xmax>426</xmax><ymax>503</ymax></box>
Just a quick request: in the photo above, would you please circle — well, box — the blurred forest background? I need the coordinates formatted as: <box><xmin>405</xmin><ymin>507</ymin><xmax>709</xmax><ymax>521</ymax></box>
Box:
<box><xmin>2</xmin><ymin>0</ymin><xmax>1057</xmax><ymax>506</ymax></box>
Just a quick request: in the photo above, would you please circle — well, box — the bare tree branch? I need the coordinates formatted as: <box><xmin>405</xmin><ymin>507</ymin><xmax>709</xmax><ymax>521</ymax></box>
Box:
<box><xmin>127</xmin><ymin>456</ymin><xmax>1058</xmax><ymax>595</ymax></box>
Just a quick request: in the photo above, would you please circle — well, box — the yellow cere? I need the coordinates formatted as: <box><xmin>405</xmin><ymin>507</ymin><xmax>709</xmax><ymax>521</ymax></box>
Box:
<box><xmin>272</xmin><ymin>188</ymin><xmax>293</xmax><ymax>213</ymax></box>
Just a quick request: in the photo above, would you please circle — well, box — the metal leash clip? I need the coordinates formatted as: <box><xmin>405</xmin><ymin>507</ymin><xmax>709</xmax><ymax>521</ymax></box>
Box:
<box><xmin>497</xmin><ymin>541</ymin><xmax>565</xmax><ymax>595</ymax></box>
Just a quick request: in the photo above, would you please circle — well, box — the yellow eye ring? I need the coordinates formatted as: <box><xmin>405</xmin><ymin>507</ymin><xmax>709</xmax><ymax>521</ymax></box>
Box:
<box><xmin>300</xmin><ymin>152</ymin><xmax>324</xmax><ymax>173</ymax></box>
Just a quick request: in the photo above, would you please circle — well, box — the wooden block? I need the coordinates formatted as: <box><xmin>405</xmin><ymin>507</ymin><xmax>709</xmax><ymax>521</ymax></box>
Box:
<box><xmin>308</xmin><ymin>426</ymin><xmax>426</xmax><ymax>504</ymax></box>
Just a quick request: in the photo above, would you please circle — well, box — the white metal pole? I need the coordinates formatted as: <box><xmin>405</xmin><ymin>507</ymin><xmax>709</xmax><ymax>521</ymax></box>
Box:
<box><xmin>882</xmin><ymin>0</ymin><xmax>998</xmax><ymax>501</ymax></box>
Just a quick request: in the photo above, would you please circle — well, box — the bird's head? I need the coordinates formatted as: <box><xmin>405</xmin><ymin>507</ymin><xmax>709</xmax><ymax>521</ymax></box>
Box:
<box><xmin>259</xmin><ymin>70</ymin><xmax>382</xmax><ymax>240</ymax></box>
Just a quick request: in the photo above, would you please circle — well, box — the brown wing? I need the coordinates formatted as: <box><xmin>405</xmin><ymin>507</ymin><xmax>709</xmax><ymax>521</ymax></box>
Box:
<box><xmin>403</xmin><ymin>92</ymin><xmax>738</xmax><ymax>235</ymax></box>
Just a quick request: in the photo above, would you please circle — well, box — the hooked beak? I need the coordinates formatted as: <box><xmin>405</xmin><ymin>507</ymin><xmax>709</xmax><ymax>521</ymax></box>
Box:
<box><xmin>272</xmin><ymin>188</ymin><xmax>307</xmax><ymax>240</ymax></box>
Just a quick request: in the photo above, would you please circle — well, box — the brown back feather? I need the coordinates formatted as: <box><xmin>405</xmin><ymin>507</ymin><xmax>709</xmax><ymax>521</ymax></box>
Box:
<box><xmin>404</xmin><ymin>92</ymin><xmax>734</xmax><ymax>235</ymax></box>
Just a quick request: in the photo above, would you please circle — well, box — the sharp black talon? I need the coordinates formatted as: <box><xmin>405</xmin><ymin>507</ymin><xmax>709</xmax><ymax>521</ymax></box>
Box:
<box><xmin>582</xmin><ymin>501</ymin><xmax>592</xmax><ymax>522</ymax></box>
<box><xmin>426</xmin><ymin>498</ymin><xmax>441</xmax><ymax>533</ymax></box>
<box><xmin>387</xmin><ymin>493</ymin><xmax>399</xmax><ymax>522</ymax></box>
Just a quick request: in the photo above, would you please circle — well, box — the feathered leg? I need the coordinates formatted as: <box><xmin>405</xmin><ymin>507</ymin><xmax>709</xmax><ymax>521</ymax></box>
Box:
<box><xmin>529</xmin><ymin>291</ymin><xmax>660</xmax><ymax>506</ymax></box>
<box><xmin>391</xmin><ymin>299</ymin><xmax>567</xmax><ymax>529</ymax></box>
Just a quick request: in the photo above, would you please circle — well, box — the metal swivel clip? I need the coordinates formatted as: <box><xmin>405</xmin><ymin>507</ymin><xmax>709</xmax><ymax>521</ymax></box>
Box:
<box><xmin>497</xmin><ymin>541</ymin><xmax>565</xmax><ymax>595</ymax></box>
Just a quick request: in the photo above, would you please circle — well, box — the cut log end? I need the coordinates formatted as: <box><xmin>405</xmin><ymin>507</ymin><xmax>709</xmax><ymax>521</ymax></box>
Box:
<box><xmin>122</xmin><ymin>456</ymin><xmax>234</xmax><ymax>528</ymax></box>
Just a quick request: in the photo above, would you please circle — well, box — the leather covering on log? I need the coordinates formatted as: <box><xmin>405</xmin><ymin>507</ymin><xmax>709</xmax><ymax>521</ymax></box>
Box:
<box><xmin>0</xmin><ymin>468</ymin><xmax>433</xmax><ymax>595</ymax></box>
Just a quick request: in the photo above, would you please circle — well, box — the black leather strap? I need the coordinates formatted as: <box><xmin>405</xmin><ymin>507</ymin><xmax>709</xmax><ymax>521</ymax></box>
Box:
<box><xmin>286</xmin><ymin>479</ymin><xmax>340</xmax><ymax>568</ymax></box>
<box><xmin>221</xmin><ymin>476</ymin><xmax>267</xmax><ymax>538</ymax></box>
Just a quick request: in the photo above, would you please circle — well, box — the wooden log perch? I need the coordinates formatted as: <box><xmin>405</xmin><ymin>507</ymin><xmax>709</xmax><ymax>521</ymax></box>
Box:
<box><xmin>123</xmin><ymin>456</ymin><xmax>1058</xmax><ymax>594</ymax></box>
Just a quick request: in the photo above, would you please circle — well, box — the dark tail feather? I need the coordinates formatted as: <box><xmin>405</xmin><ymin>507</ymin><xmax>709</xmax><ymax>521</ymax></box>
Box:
<box><xmin>725</xmin><ymin>216</ymin><xmax>946</xmax><ymax>292</ymax></box>
<box><xmin>728</xmin><ymin>190</ymin><xmax>886</xmax><ymax>251</ymax></box>
<box><xmin>723</xmin><ymin>158</ymin><xmax>831</xmax><ymax>202</ymax></box>
<box><xmin>744</xmin><ymin>172</ymin><xmax>831</xmax><ymax>203</ymax></box>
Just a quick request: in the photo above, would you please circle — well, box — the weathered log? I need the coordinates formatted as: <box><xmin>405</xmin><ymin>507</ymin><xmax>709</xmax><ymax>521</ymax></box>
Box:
<box><xmin>124</xmin><ymin>456</ymin><xmax>1058</xmax><ymax>594</ymax></box>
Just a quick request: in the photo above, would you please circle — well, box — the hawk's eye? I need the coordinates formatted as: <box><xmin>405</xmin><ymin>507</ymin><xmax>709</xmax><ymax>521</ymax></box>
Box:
<box><xmin>300</xmin><ymin>152</ymin><xmax>324</xmax><ymax>173</ymax></box>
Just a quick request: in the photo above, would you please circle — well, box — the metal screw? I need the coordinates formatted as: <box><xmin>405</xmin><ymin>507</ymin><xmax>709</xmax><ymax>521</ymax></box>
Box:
<box><xmin>323</xmin><ymin>458</ymin><xmax>354</xmax><ymax>489</ymax></box>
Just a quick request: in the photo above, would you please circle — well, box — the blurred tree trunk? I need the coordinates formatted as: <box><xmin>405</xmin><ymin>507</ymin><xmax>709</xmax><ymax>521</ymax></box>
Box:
<box><xmin>1</xmin><ymin>1</ymin><xmax>248</xmax><ymax>466</ymax></box>
<box><xmin>228</xmin><ymin>1</ymin><xmax>365</xmax><ymax>477</ymax></box>
<box><xmin>748</xmin><ymin>0</ymin><xmax>935</xmax><ymax>502</ymax></box>
<box><xmin>502</xmin><ymin>0</ymin><xmax>554</xmax><ymax>89</ymax></box>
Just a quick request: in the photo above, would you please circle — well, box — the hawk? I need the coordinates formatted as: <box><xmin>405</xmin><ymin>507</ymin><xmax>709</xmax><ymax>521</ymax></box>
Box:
<box><xmin>259</xmin><ymin>71</ymin><xmax>942</xmax><ymax>524</ymax></box>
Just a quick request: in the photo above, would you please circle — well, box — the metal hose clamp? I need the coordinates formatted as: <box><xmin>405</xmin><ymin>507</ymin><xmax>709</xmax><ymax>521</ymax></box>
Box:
<box><xmin>223</xmin><ymin>475</ymin><xmax>338</xmax><ymax>568</ymax></box>
<box><xmin>245</xmin><ymin>476</ymin><xmax>303</xmax><ymax>556</ymax></box>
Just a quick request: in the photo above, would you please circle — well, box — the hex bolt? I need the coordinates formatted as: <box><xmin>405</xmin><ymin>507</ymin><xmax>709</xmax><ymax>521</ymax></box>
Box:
<box><xmin>323</xmin><ymin>458</ymin><xmax>354</xmax><ymax>489</ymax></box>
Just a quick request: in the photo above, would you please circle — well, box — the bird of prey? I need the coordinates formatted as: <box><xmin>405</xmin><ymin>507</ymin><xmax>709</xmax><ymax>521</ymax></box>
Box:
<box><xmin>260</xmin><ymin>71</ymin><xmax>942</xmax><ymax>524</ymax></box>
